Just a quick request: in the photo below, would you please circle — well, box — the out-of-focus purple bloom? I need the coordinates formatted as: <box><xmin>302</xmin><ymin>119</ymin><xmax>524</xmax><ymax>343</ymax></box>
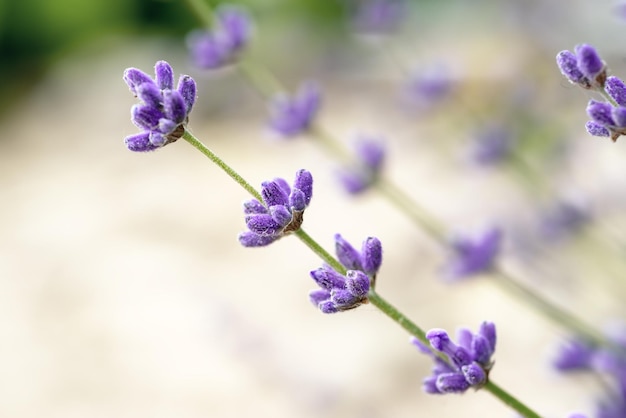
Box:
<box><xmin>309</xmin><ymin>234</ymin><xmax>382</xmax><ymax>313</ymax></box>
<box><xmin>552</xmin><ymin>337</ymin><xmax>594</xmax><ymax>371</ymax></box>
<box><xmin>238</xmin><ymin>169</ymin><xmax>313</xmax><ymax>247</ymax></box>
<box><xmin>442</xmin><ymin>227</ymin><xmax>502</xmax><ymax>280</ymax></box>
<box><xmin>350</xmin><ymin>0</ymin><xmax>404</xmax><ymax>33</ymax></box>
<box><xmin>556</xmin><ymin>44</ymin><xmax>606</xmax><ymax>89</ymax></box>
<box><xmin>411</xmin><ymin>322</ymin><xmax>496</xmax><ymax>394</ymax></box>
<box><xmin>468</xmin><ymin>124</ymin><xmax>515</xmax><ymax>166</ymax></box>
<box><xmin>187</xmin><ymin>5</ymin><xmax>251</xmax><ymax>70</ymax></box>
<box><xmin>539</xmin><ymin>196</ymin><xmax>590</xmax><ymax>241</ymax></box>
<box><xmin>123</xmin><ymin>61</ymin><xmax>196</xmax><ymax>152</ymax></box>
<box><xmin>337</xmin><ymin>135</ymin><xmax>386</xmax><ymax>194</ymax></box>
<box><xmin>568</xmin><ymin>414</ymin><xmax>588</xmax><ymax>418</ymax></box>
<box><xmin>268</xmin><ymin>82</ymin><xmax>321</xmax><ymax>138</ymax></box>
<box><xmin>407</xmin><ymin>64</ymin><xmax>454</xmax><ymax>108</ymax></box>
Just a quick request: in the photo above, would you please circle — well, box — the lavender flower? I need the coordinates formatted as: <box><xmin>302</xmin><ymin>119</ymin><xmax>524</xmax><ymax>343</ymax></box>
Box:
<box><xmin>351</xmin><ymin>0</ymin><xmax>404</xmax><ymax>34</ymax></box>
<box><xmin>442</xmin><ymin>227</ymin><xmax>502</xmax><ymax>280</ymax></box>
<box><xmin>337</xmin><ymin>135</ymin><xmax>386</xmax><ymax>194</ymax></box>
<box><xmin>123</xmin><ymin>61</ymin><xmax>197</xmax><ymax>152</ymax></box>
<box><xmin>468</xmin><ymin>124</ymin><xmax>515</xmax><ymax>166</ymax></box>
<box><xmin>309</xmin><ymin>234</ymin><xmax>382</xmax><ymax>313</ymax></box>
<box><xmin>539</xmin><ymin>196</ymin><xmax>590</xmax><ymax>241</ymax></box>
<box><xmin>238</xmin><ymin>169</ymin><xmax>313</xmax><ymax>247</ymax></box>
<box><xmin>187</xmin><ymin>5</ymin><xmax>251</xmax><ymax>70</ymax></box>
<box><xmin>552</xmin><ymin>336</ymin><xmax>594</xmax><ymax>371</ymax></box>
<box><xmin>585</xmin><ymin>98</ymin><xmax>626</xmax><ymax>142</ymax></box>
<box><xmin>411</xmin><ymin>321</ymin><xmax>496</xmax><ymax>394</ymax></box>
<box><xmin>268</xmin><ymin>82</ymin><xmax>321</xmax><ymax>138</ymax></box>
<box><xmin>407</xmin><ymin>63</ymin><xmax>453</xmax><ymax>108</ymax></box>
<box><xmin>556</xmin><ymin>44</ymin><xmax>606</xmax><ymax>89</ymax></box>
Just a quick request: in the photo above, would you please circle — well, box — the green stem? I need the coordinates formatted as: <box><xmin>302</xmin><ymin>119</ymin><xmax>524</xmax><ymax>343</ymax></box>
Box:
<box><xmin>483</xmin><ymin>381</ymin><xmax>542</xmax><ymax>418</ymax></box>
<box><xmin>294</xmin><ymin>229</ymin><xmax>346</xmax><ymax>274</ymax></box>
<box><xmin>182</xmin><ymin>130</ymin><xmax>263</xmax><ymax>202</ymax></box>
<box><xmin>182</xmin><ymin>0</ymin><xmax>214</xmax><ymax>29</ymax></box>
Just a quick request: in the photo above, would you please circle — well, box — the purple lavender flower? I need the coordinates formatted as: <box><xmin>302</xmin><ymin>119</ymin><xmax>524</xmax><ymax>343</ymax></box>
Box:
<box><xmin>411</xmin><ymin>321</ymin><xmax>496</xmax><ymax>394</ymax></box>
<box><xmin>123</xmin><ymin>61</ymin><xmax>197</xmax><ymax>152</ymax></box>
<box><xmin>468</xmin><ymin>124</ymin><xmax>515</xmax><ymax>166</ymax></box>
<box><xmin>337</xmin><ymin>135</ymin><xmax>385</xmax><ymax>194</ymax></box>
<box><xmin>309</xmin><ymin>234</ymin><xmax>382</xmax><ymax>313</ymax></box>
<box><xmin>584</xmin><ymin>98</ymin><xmax>626</xmax><ymax>142</ymax></box>
<box><xmin>539</xmin><ymin>196</ymin><xmax>590</xmax><ymax>241</ymax></box>
<box><xmin>238</xmin><ymin>169</ymin><xmax>313</xmax><ymax>247</ymax></box>
<box><xmin>351</xmin><ymin>0</ymin><xmax>404</xmax><ymax>34</ymax></box>
<box><xmin>268</xmin><ymin>82</ymin><xmax>321</xmax><ymax>138</ymax></box>
<box><xmin>407</xmin><ymin>63</ymin><xmax>453</xmax><ymax>108</ymax></box>
<box><xmin>556</xmin><ymin>44</ymin><xmax>606</xmax><ymax>89</ymax></box>
<box><xmin>187</xmin><ymin>5</ymin><xmax>251</xmax><ymax>70</ymax></box>
<box><xmin>552</xmin><ymin>337</ymin><xmax>594</xmax><ymax>371</ymax></box>
<box><xmin>442</xmin><ymin>227</ymin><xmax>502</xmax><ymax>280</ymax></box>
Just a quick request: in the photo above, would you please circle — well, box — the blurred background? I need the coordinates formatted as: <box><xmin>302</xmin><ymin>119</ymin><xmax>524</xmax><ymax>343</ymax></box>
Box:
<box><xmin>3</xmin><ymin>0</ymin><xmax>626</xmax><ymax>417</ymax></box>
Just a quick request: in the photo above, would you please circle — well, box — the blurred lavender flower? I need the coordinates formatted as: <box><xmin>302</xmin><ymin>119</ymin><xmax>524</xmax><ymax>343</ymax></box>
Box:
<box><xmin>123</xmin><ymin>61</ymin><xmax>196</xmax><ymax>152</ymax></box>
<box><xmin>442</xmin><ymin>227</ymin><xmax>502</xmax><ymax>280</ymax></box>
<box><xmin>238</xmin><ymin>169</ymin><xmax>313</xmax><ymax>247</ymax></box>
<box><xmin>407</xmin><ymin>63</ymin><xmax>454</xmax><ymax>108</ymax></box>
<box><xmin>552</xmin><ymin>336</ymin><xmax>594</xmax><ymax>371</ymax></box>
<box><xmin>556</xmin><ymin>44</ymin><xmax>606</xmax><ymax>90</ymax></box>
<box><xmin>309</xmin><ymin>234</ymin><xmax>382</xmax><ymax>313</ymax></box>
<box><xmin>350</xmin><ymin>0</ymin><xmax>404</xmax><ymax>33</ymax></box>
<box><xmin>468</xmin><ymin>124</ymin><xmax>515</xmax><ymax>166</ymax></box>
<box><xmin>539</xmin><ymin>196</ymin><xmax>590</xmax><ymax>241</ymax></box>
<box><xmin>187</xmin><ymin>5</ymin><xmax>251</xmax><ymax>70</ymax></box>
<box><xmin>268</xmin><ymin>82</ymin><xmax>321</xmax><ymax>138</ymax></box>
<box><xmin>411</xmin><ymin>321</ymin><xmax>496</xmax><ymax>394</ymax></box>
<box><xmin>337</xmin><ymin>135</ymin><xmax>386</xmax><ymax>194</ymax></box>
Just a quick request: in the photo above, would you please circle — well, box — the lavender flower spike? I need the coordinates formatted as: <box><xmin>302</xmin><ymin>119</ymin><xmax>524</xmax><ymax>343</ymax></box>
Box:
<box><xmin>123</xmin><ymin>61</ymin><xmax>196</xmax><ymax>152</ymax></box>
<box><xmin>337</xmin><ymin>135</ymin><xmax>386</xmax><ymax>194</ymax></box>
<box><xmin>442</xmin><ymin>226</ymin><xmax>501</xmax><ymax>280</ymax></box>
<box><xmin>238</xmin><ymin>169</ymin><xmax>313</xmax><ymax>247</ymax></box>
<box><xmin>187</xmin><ymin>5</ymin><xmax>251</xmax><ymax>70</ymax></box>
<box><xmin>269</xmin><ymin>82</ymin><xmax>321</xmax><ymax>138</ymax></box>
<box><xmin>412</xmin><ymin>322</ymin><xmax>496</xmax><ymax>394</ymax></box>
<box><xmin>309</xmin><ymin>235</ymin><xmax>383</xmax><ymax>313</ymax></box>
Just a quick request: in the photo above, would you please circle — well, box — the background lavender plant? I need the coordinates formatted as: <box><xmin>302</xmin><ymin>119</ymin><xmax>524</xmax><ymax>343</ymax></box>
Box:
<box><xmin>4</xmin><ymin>1</ymin><xmax>626</xmax><ymax>417</ymax></box>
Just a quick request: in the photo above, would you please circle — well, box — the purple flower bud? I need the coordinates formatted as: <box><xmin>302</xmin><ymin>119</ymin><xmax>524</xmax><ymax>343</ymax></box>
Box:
<box><xmin>155</xmin><ymin>60</ymin><xmax>174</xmax><ymax>90</ymax></box>
<box><xmin>471</xmin><ymin>334</ymin><xmax>493</xmax><ymax>366</ymax></box>
<box><xmin>131</xmin><ymin>105</ymin><xmax>162</xmax><ymax>130</ymax></box>
<box><xmin>243</xmin><ymin>199</ymin><xmax>267</xmax><ymax>215</ymax></box>
<box><xmin>587</xmin><ymin>100</ymin><xmax>615</xmax><ymax>126</ymax></box>
<box><xmin>443</xmin><ymin>227</ymin><xmax>502</xmax><ymax>280</ymax></box>
<box><xmin>575</xmin><ymin>44</ymin><xmax>604</xmax><ymax>78</ymax></box>
<box><xmin>361</xmin><ymin>237</ymin><xmax>382</xmax><ymax>276</ymax></box>
<box><xmin>319</xmin><ymin>301</ymin><xmax>339</xmax><ymax>314</ymax></box>
<box><xmin>293</xmin><ymin>169</ymin><xmax>313</xmax><ymax>206</ymax></box>
<box><xmin>310</xmin><ymin>266</ymin><xmax>346</xmax><ymax>290</ymax></box>
<box><xmin>330</xmin><ymin>289</ymin><xmax>359</xmax><ymax>306</ymax></box>
<box><xmin>436</xmin><ymin>372</ymin><xmax>471</xmax><ymax>393</ymax></box>
<box><xmin>177</xmin><ymin>75</ymin><xmax>197</xmax><ymax>114</ymax></box>
<box><xmin>477</xmin><ymin>321</ymin><xmax>496</xmax><ymax>355</ymax></box>
<box><xmin>585</xmin><ymin>121</ymin><xmax>610</xmax><ymax>137</ymax></box>
<box><xmin>124</xmin><ymin>132</ymin><xmax>160</xmax><ymax>152</ymax></box>
<box><xmin>136</xmin><ymin>82</ymin><xmax>163</xmax><ymax>109</ymax></box>
<box><xmin>345</xmin><ymin>270</ymin><xmax>370</xmax><ymax>297</ymax></box>
<box><xmin>269</xmin><ymin>82</ymin><xmax>321</xmax><ymax>137</ymax></box>
<box><xmin>246</xmin><ymin>213</ymin><xmax>284</xmax><ymax>236</ymax></box>
<box><xmin>186</xmin><ymin>6</ymin><xmax>251</xmax><ymax>69</ymax></box>
<box><xmin>261</xmin><ymin>180</ymin><xmax>290</xmax><ymax>207</ymax></box>
<box><xmin>461</xmin><ymin>362</ymin><xmax>486</xmax><ymax>386</ymax></box>
<box><xmin>422</xmin><ymin>376</ymin><xmax>440</xmax><ymax>394</ymax></box>
<box><xmin>309</xmin><ymin>289</ymin><xmax>331</xmax><ymax>306</ymax></box>
<box><xmin>269</xmin><ymin>205</ymin><xmax>292</xmax><ymax>227</ymax></box>
<box><xmin>162</xmin><ymin>90</ymin><xmax>187</xmax><ymax>125</ymax></box>
<box><xmin>238</xmin><ymin>231</ymin><xmax>278</xmax><ymax>247</ymax></box>
<box><xmin>613</xmin><ymin>106</ymin><xmax>626</xmax><ymax>127</ymax></box>
<box><xmin>469</xmin><ymin>124</ymin><xmax>514</xmax><ymax>166</ymax></box>
<box><xmin>335</xmin><ymin>233</ymin><xmax>364</xmax><ymax>271</ymax></box>
<box><xmin>605</xmin><ymin>76</ymin><xmax>626</xmax><ymax>106</ymax></box>
<box><xmin>123</xmin><ymin>68</ymin><xmax>154</xmax><ymax>95</ymax></box>
<box><xmin>427</xmin><ymin>329</ymin><xmax>473</xmax><ymax>368</ymax></box>
<box><xmin>289</xmin><ymin>189</ymin><xmax>306</xmax><ymax>212</ymax></box>
<box><xmin>556</xmin><ymin>50</ymin><xmax>585</xmax><ymax>84</ymax></box>
<box><xmin>553</xmin><ymin>338</ymin><xmax>594</xmax><ymax>371</ymax></box>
